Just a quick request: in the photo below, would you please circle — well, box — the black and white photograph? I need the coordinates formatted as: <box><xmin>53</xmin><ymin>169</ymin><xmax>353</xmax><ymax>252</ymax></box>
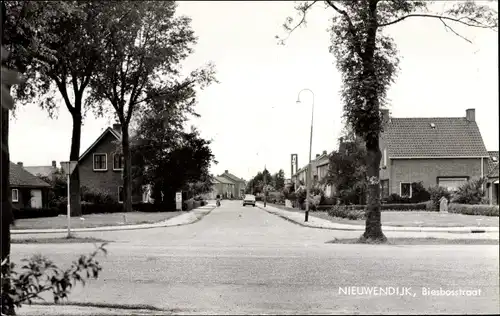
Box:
<box><xmin>1</xmin><ymin>1</ymin><xmax>498</xmax><ymax>315</ymax></box>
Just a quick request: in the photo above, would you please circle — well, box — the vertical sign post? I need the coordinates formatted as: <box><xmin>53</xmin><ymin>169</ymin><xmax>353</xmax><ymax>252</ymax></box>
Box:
<box><xmin>176</xmin><ymin>192</ymin><xmax>182</xmax><ymax>211</ymax></box>
<box><xmin>291</xmin><ymin>154</ymin><xmax>298</xmax><ymax>190</ymax></box>
<box><xmin>60</xmin><ymin>161</ymin><xmax>77</xmax><ymax>238</ymax></box>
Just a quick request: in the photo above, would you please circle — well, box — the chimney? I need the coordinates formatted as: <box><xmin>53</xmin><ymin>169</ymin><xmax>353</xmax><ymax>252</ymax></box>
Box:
<box><xmin>225</xmin><ymin>170</ymin><xmax>228</xmax><ymax>173</ymax></box>
<box><xmin>112</xmin><ymin>123</ymin><xmax>122</xmax><ymax>133</ymax></box>
<box><xmin>380</xmin><ymin>108</ymin><xmax>390</xmax><ymax>125</ymax></box>
<box><xmin>17</xmin><ymin>162</ymin><xmax>23</xmax><ymax>167</ymax></box>
<box><xmin>322</xmin><ymin>150</ymin><xmax>327</xmax><ymax>155</ymax></box>
<box><xmin>52</xmin><ymin>160</ymin><xmax>56</xmax><ymax>168</ymax></box>
<box><xmin>316</xmin><ymin>154</ymin><xmax>320</xmax><ymax>158</ymax></box>
<box><xmin>466</xmin><ymin>108</ymin><xmax>475</xmax><ymax>122</ymax></box>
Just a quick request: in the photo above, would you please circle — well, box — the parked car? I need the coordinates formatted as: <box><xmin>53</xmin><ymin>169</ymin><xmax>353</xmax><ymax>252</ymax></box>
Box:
<box><xmin>242</xmin><ymin>194</ymin><xmax>256</xmax><ymax>207</ymax></box>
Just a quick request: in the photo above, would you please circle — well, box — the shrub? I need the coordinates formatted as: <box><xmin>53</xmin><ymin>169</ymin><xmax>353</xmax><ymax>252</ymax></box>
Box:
<box><xmin>182</xmin><ymin>198</ymin><xmax>194</xmax><ymax>211</ymax></box>
<box><xmin>193</xmin><ymin>201</ymin><xmax>201</xmax><ymax>209</ymax></box>
<box><xmin>380</xmin><ymin>203</ymin><xmax>427</xmax><ymax>211</ymax></box>
<box><xmin>448</xmin><ymin>203</ymin><xmax>499</xmax><ymax>217</ymax></box>
<box><xmin>12</xmin><ymin>207</ymin><xmax>60</xmax><ymax>220</ymax></box>
<box><xmin>1</xmin><ymin>244</ymin><xmax>107</xmax><ymax>313</ymax></box>
<box><xmin>411</xmin><ymin>182</ymin><xmax>431</xmax><ymax>203</ymax></box>
<box><xmin>327</xmin><ymin>205</ymin><xmax>366</xmax><ymax>220</ymax></box>
<box><xmin>451</xmin><ymin>177</ymin><xmax>487</xmax><ymax>205</ymax></box>
<box><xmin>132</xmin><ymin>203</ymin><xmax>165</xmax><ymax>212</ymax></box>
<box><xmin>428</xmin><ymin>186</ymin><xmax>451</xmax><ymax>211</ymax></box>
<box><xmin>321</xmin><ymin>197</ymin><xmax>337</xmax><ymax>206</ymax></box>
<box><xmin>81</xmin><ymin>203</ymin><xmax>123</xmax><ymax>215</ymax></box>
<box><xmin>81</xmin><ymin>186</ymin><xmax>116</xmax><ymax>204</ymax></box>
<box><xmin>200</xmin><ymin>200</ymin><xmax>207</xmax><ymax>206</ymax></box>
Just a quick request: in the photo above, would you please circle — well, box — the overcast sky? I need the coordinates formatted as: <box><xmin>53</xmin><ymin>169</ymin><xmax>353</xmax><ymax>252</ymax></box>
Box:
<box><xmin>9</xmin><ymin>1</ymin><xmax>499</xmax><ymax>181</ymax></box>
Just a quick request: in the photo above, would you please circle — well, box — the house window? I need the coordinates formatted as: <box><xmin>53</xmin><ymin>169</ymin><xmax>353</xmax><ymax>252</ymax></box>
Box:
<box><xmin>93</xmin><ymin>153</ymin><xmax>107</xmax><ymax>171</ymax></box>
<box><xmin>118</xmin><ymin>186</ymin><xmax>124</xmax><ymax>203</ymax></box>
<box><xmin>438</xmin><ymin>177</ymin><xmax>468</xmax><ymax>192</ymax></box>
<box><xmin>400</xmin><ymin>182</ymin><xmax>412</xmax><ymax>198</ymax></box>
<box><xmin>12</xmin><ymin>189</ymin><xmax>19</xmax><ymax>202</ymax></box>
<box><xmin>113</xmin><ymin>154</ymin><xmax>124</xmax><ymax>170</ymax></box>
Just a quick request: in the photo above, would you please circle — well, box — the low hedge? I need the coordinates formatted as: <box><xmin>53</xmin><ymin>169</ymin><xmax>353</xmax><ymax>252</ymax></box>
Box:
<box><xmin>13</xmin><ymin>207</ymin><xmax>60</xmax><ymax>219</ymax></box>
<box><xmin>193</xmin><ymin>201</ymin><xmax>201</xmax><ymax>209</ymax></box>
<box><xmin>448</xmin><ymin>203</ymin><xmax>499</xmax><ymax>217</ymax></box>
<box><xmin>327</xmin><ymin>205</ymin><xmax>366</xmax><ymax>220</ymax></box>
<box><xmin>320</xmin><ymin>203</ymin><xmax>428</xmax><ymax>212</ymax></box>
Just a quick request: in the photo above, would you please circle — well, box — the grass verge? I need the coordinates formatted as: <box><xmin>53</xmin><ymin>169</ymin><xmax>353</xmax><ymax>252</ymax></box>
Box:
<box><xmin>12</xmin><ymin>236</ymin><xmax>109</xmax><ymax>244</ymax></box>
<box><xmin>327</xmin><ymin>237</ymin><xmax>500</xmax><ymax>245</ymax></box>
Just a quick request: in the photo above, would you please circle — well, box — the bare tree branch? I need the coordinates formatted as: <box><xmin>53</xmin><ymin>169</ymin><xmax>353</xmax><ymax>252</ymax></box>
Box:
<box><xmin>439</xmin><ymin>18</ymin><xmax>472</xmax><ymax>44</ymax></box>
<box><xmin>325</xmin><ymin>0</ymin><xmax>364</xmax><ymax>58</ymax></box>
<box><xmin>277</xmin><ymin>1</ymin><xmax>317</xmax><ymax>45</ymax></box>
<box><xmin>378</xmin><ymin>13</ymin><xmax>495</xmax><ymax>28</ymax></box>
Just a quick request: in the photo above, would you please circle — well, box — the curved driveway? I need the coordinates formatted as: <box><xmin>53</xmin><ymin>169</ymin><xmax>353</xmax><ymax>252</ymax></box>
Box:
<box><xmin>12</xmin><ymin>201</ymin><xmax>500</xmax><ymax>315</ymax></box>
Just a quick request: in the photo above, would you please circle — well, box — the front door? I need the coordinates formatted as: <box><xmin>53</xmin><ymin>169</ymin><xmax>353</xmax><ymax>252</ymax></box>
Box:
<box><xmin>30</xmin><ymin>189</ymin><xmax>42</xmax><ymax>208</ymax></box>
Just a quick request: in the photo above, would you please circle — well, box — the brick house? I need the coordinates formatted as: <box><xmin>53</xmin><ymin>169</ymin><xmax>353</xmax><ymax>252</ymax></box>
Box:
<box><xmin>213</xmin><ymin>176</ymin><xmax>235</xmax><ymax>199</ymax></box>
<box><xmin>486</xmin><ymin>151</ymin><xmax>499</xmax><ymax>205</ymax></box>
<box><xmin>78</xmin><ymin>124</ymin><xmax>146</xmax><ymax>204</ymax></box>
<box><xmin>218</xmin><ymin>170</ymin><xmax>246</xmax><ymax>198</ymax></box>
<box><xmin>292</xmin><ymin>150</ymin><xmax>334</xmax><ymax>198</ymax></box>
<box><xmin>379</xmin><ymin>108</ymin><xmax>490</xmax><ymax>198</ymax></box>
<box><xmin>10</xmin><ymin>161</ymin><xmax>51</xmax><ymax>209</ymax></box>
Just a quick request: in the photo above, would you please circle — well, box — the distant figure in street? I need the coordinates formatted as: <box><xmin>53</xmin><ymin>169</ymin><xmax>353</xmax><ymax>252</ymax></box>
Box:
<box><xmin>216</xmin><ymin>194</ymin><xmax>221</xmax><ymax>207</ymax></box>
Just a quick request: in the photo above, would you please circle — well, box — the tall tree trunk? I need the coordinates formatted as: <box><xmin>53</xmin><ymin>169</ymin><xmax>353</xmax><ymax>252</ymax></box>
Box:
<box><xmin>362</xmin><ymin>138</ymin><xmax>386</xmax><ymax>241</ymax></box>
<box><xmin>1</xmin><ymin>106</ymin><xmax>15</xmax><ymax>316</ymax></box>
<box><xmin>69</xmin><ymin>112</ymin><xmax>82</xmax><ymax>216</ymax></box>
<box><xmin>122</xmin><ymin>125</ymin><xmax>132</xmax><ymax>212</ymax></box>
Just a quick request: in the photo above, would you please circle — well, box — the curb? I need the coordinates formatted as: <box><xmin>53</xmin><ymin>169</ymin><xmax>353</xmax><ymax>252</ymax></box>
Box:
<box><xmin>11</xmin><ymin>205</ymin><xmax>216</xmax><ymax>235</ymax></box>
<box><xmin>256</xmin><ymin>204</ymin><xmax>498</xmax><ymax>234</ymax></box>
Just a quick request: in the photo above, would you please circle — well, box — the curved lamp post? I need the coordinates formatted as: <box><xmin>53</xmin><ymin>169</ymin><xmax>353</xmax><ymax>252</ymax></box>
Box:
<box><xmin>296</xmin><ymin>88</ymin><xmax>314</xmax><ymax>222</ymax></box>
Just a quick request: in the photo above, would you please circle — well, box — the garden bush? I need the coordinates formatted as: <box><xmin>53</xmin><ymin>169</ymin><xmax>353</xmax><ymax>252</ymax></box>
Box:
<box><xmin>321</xmin><ymin>197</ymin><xmax>337</xmax><ymax>206</ymax></box>
<box><xmin>327</xmin><ymin>205</ymin><xmax>366</xmax><ymax>220</ymax></box>
<box><xmin>201</xmin><ymin>200</ymin><xmax>207</xmax><ymax>206</ymax></box>
<box><xmin>193</xmin><ymin>200</ymin><xmax>201</xmax><ymax>209</ymax></box>
<box><xmin>448</xmin><ymin>203</ymin><xmax>499</xmax><ymax>217</ymax></box>
<box><xmin>428</xmin><ymin>186</ymin><xmax>451</xmax><ymax>211</ymax></box>
<box><xmin>12</xmin><ymin>207</ymin><xmax>60</xmax><ymax>219</ymax></box>
<box><xmin>182</xmin><ymin>198</ymin><xmax>194</xmax><ymax>211</ymax></box>
<box><xmin>81</xmin><ymin>203</ymin><xmax>123</xmax><ymax>214</ymax></box>
<box><xmin>450</xmin><ymin>177</ymin><xmax>487</xmax><ymax>205</ymax></box>
<box><xmin>81</xmin><ymin>186</ymin><xmax>116</xmax><ymax>204</ymax></box>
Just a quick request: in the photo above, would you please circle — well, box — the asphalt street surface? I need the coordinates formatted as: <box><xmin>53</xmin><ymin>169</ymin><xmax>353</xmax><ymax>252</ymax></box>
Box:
<box><xmin>12</xmin><ymin>201</ymin><xmax>500</xmax><ymax>315</ymax></box>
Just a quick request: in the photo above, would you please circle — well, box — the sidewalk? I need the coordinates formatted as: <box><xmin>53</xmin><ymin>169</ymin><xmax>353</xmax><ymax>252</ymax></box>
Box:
<box><xmin>11</xmin><ymin>203</ymin><xmax>216</xmax><ymax>235</ymax></box>
<box><xmin>256</xmin><ymin>203</ymin><xmax>499</xmax><ymax>234</ymax></box>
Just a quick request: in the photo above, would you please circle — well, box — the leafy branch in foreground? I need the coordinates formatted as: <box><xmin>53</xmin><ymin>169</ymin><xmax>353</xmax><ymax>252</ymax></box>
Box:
<box><xmin>1</xmin><ymin>243</ymin><xmax>107</xmax><ymax>313</ymax></box>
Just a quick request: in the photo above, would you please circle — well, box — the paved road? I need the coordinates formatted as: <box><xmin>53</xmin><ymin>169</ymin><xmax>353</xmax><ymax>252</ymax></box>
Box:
<box><xmin>13</xmin><ymin>201</ymin><xmax>500</xmax><ymax>315</ymax></box>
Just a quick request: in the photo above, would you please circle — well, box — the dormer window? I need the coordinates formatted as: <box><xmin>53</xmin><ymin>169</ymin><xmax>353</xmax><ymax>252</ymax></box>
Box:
<box><xmin>430</xmin><ymin>123</ymin><xmax>436</xmax><ymax>129</ymax></box>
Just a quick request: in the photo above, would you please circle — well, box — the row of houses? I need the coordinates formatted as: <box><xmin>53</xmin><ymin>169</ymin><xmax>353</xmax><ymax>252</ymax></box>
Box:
<box><xmin>291</xmin><ymin>108</ymin><xmax>499</xmax><ymax>205</ymax></box>
<box><xmin>204</xmin><ymin>171</ymin><xmax>247</xmax><ymax>200</ymax></box>
<box><xmin>10</xmin><ymin>122</ymin><xmax>249</xmax><ymax>208</ymax></box>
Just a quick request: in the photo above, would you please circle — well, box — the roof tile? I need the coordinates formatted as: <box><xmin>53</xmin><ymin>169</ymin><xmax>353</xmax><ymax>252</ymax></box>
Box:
<box><xmin>10</xmin><ymin>162</ymin><xmax>51</xmax><ymax>188</ymax></box>
<box><xmin>383</xmin><ymin>117</ymin><xmax>488</xmax><ymax>158</ymax></box>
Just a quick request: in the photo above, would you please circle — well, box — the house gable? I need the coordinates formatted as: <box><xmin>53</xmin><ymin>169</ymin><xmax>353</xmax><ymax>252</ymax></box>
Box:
<box><xmin>79</xmin><ymin>127</ymin><xmax>121</xmax><ymax>162</ymax></box>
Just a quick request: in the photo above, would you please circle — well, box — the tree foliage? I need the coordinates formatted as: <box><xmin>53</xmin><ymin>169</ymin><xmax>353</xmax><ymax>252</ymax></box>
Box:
<box><xmin>1</xmin><ymin>243</ymin><xmax>107</xmax><ymax>313</ymax></box>
<box><xmin>88</xmin><ymin>1</ymin><xmax>216</xmax><ymax>212</ymax></box>
<box><xmin>280</xmin><ymin>0</ymin><xmax>497</xmax><ymax>241</ymax></box>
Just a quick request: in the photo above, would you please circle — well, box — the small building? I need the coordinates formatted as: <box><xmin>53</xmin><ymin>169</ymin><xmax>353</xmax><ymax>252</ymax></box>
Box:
<box><xmin>214</xmin><ymin>176</ymin><xmax>235</xmax><ymax>199</ymax></box>
<box><xmin>24</xmin><ymin>160</ymin><xmax>60</xmax><ymax>182</ymax></box>
<box><xmin>379</xmin><ymin>108</ymin><xmax>490</xmax><ymax>198</ymax></box>
<box><xmin>218</xmin><ymin>170</ymin><xmax>246</xmax><ymax>198</ymax></box>
<box><xmin>10</xmin><ymin>161</ymin><xmax>51</xmax><ymax>209</ymax></box>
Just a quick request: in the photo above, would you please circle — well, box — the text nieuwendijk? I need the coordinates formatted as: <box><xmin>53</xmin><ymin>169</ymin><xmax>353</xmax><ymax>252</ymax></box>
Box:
<box><xmin>338</xmin><ymin>287</ymin><xmax>481</xmax><ymax>297</ymax></box>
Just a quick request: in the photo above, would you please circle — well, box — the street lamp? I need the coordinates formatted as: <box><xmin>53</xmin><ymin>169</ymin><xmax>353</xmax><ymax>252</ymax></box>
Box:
<box><xmin>296</xmin><ymin>88</ymin><xmax>314</xmax><ymax>222</ymax></box>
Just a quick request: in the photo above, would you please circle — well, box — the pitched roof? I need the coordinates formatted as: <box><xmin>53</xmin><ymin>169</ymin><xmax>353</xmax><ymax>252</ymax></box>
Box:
<box><xmin>79</xmin><ymin>127</ymin><xmax>121</xmax><ymax>161</ymax></box>
<box><xmin>24</xmin><ymin>166</ymin><xmax>58</xmax><ymax>178</ymax></box>
<box><xmin>220</xmin><ymin>172</ymin><xmax>245</xmax><ymax>183</ymax></box>
<box><xmin>383</xmin><ymin>117</ymin><xmax>489</xmax><ymax>158</ymax></box>
<box><xmin>215</xmin><ymin>176</ymin><xmax>234</xmax><ymax>185</ymax></box>
<box><xmin>10</xmin><ymin>162</ymin><xmax>51</xmax><ymax>188</ymax></box>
